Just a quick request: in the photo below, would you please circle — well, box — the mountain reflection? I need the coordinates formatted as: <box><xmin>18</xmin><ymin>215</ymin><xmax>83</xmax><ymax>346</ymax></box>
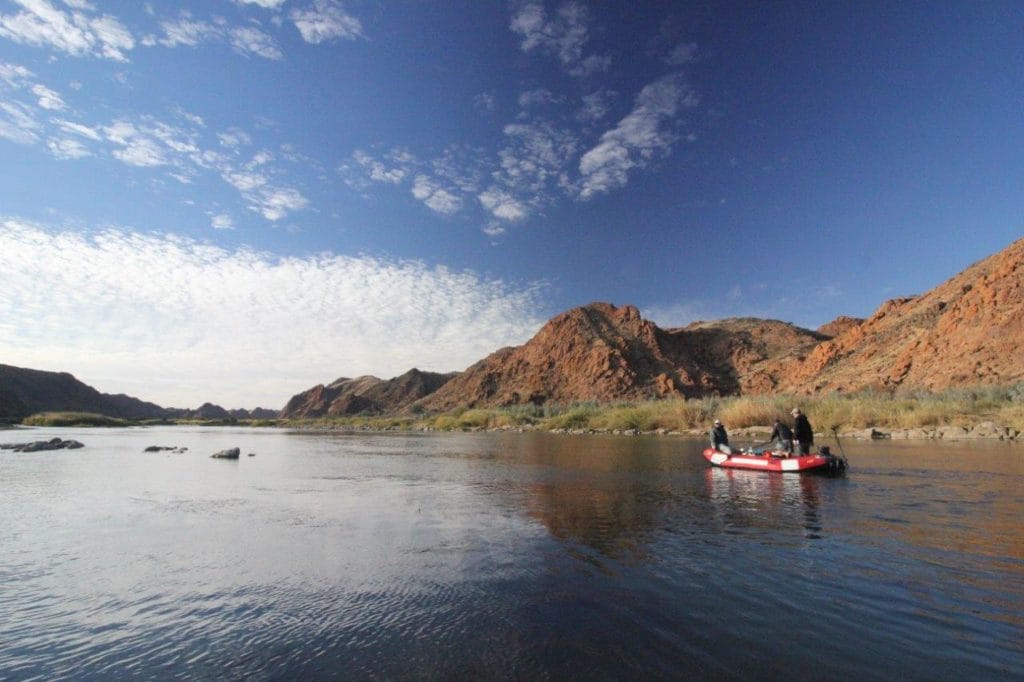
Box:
<box><xmin>504</xmin><ymin>434</ymin><xmax>680</xmax><ymax>564</ymax></box>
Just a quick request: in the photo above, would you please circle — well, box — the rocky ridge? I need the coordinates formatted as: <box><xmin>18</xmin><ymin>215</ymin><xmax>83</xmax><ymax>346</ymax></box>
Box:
<box><xmin>286</xmin><ymin>237</ymin><xmax>1024</xmax><ymax>415</ymax></box>
<box><xmin>279</xmin><ymin>368</ymin><xmax>457</xmax><ymax>418</ymax></box>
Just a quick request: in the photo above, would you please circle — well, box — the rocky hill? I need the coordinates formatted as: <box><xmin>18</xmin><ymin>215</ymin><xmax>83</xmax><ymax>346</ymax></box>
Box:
<box><xmin>769</xmin><ymin>237</ymin><xmax>1024</xmax><ymax>393</ymax></box>
<box><xmin>307</xmin><ymin>236</ymin><xmax>1021</xmax><ymax>413</ymax></box>
<box><xmin>414</xmin><ymin>304</ymin><xmax>825</xmax><ymax>411</ymax></box>
<box><xmin>0</xmin><ymin>364</ymin><xmax>168</xmax><ymax>422</ymax></box>
<box><xmin>0</xmin><ymin>363</ymin><xmax>280</xmax><ymax>422</ymax></box>
<box><xmin>279</xmin><ymin>368</ymin><xmax>457</xmax><ymax>418</ymax></box>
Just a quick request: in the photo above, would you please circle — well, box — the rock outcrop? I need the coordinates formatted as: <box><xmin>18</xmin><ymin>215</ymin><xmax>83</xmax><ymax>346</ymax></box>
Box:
<box><xmin>769</xmin><ymin>237</ymin><xmax>1024</xmax><ymax>393</ymax></box>
<box><xmin>1</xmin><ymin>437</ymin><xmax>85</xmax><ymax>452</ymax></box>
<box><xmin>279</xmin><ymin>369</ymin><xmax>457</xmax><ymax>418</ymax></box>
<box><xmin>414</xmin><ymin>304</ymin><xmax>824</xmax><ymax>411</ymax></box>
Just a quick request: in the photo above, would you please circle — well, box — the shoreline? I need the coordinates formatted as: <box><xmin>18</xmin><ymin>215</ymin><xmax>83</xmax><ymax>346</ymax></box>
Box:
<box><xmin>280</xmin><ymin>421</ymin><xmax>1021</xmax><ymax>442</ymax></box>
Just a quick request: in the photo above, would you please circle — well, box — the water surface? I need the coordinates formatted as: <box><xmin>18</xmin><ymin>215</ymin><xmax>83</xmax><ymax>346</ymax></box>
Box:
<box><xmin>1</xmin><ymin>426</ymin><xmax>1021</xmax><ymax>680</ymax></box>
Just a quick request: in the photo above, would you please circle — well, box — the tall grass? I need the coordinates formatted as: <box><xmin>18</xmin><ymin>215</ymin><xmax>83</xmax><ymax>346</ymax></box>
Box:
<box><xmin>22</xmin><ymin>412</ymin><xmax>129</xmax><ymax>427</ymax></box>
<box><xmin>250</xmin><ymin>383</ymin><xmax>1024</xmax><ymax>434</ymax></box>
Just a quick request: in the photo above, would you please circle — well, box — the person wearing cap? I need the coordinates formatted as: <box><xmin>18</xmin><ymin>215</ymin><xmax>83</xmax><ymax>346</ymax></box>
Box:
<box><xmin>792</xmin><ymin>408</ymin><xmax>813</xmax><ymax>455</ymax></box>
<box><xmin>710</xmin><ymin>419</ymin><xmax>732</xmax><ymax>454</ymax></box>
<box><xmin>769</xmin><ymin>417</ymin><xmax>794</xmax><ymax>455</ymax></box>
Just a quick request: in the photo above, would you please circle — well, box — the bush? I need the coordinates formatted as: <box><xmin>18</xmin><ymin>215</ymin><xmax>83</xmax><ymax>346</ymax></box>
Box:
<box><xmin>22</xmin><ymin>412</ymin><xmax>128</xmax><ymax>427</ymax></box>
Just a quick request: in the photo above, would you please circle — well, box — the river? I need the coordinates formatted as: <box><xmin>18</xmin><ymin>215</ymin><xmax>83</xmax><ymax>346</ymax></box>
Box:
<box><xmin>1</xmin><ymin>426</ymin><xmax>1021</xmax><ymax>680</ymax></box>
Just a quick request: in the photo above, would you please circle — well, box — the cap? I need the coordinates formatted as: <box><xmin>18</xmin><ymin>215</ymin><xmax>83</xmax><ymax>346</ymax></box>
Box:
<box><xmin>791</xmin><ymin>408</ymin><xmax>800</xmax><ymax>415</ymax></box>
<box><xmin>714</xmin><ymin>419</ymin><xmax>722</xmax><ymax>425</ymax></box>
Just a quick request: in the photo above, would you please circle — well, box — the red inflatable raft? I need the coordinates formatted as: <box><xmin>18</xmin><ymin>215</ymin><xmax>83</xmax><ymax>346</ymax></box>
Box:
<box><xmin>702</xmin><ymin>447</ymin><xmax>847</xmax><ymax>475</ymax></box>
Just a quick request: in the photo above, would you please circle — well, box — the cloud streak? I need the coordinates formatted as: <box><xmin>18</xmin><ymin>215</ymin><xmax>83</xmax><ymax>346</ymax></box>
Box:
<box><xmin>0</xmin><ymin>0</ymin><xmax>135</xmax><ymax>61</ymax></box>
<box><xmin>577</xmin><ymin>74</ymin><xmax>698</xmax><ymax>199</ymax></box>
<box><xmin>291</xmin><ymin>0</ymin><xmax>364</xmax><ymax>44</ymax></box>
<box><xmin>0</xmin><ymin>218</ymin><xmax>546</xmax><ymax>408</ymax></box>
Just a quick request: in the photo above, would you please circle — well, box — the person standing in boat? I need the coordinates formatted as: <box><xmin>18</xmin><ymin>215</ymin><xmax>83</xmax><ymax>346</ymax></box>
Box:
<box><xmin>769</xmin><ymin>418</ymin><xmax>794</xmax><ymax>455</ymax></box>
<box><xmin>710</xmin><ymin>419</ymin><xmax>732</xmax><ymax>454</ymax></box>
<box><xmin>792</xmin><ymin>408</ymin><xmax>813</xmax><ymax>455</ymax></box>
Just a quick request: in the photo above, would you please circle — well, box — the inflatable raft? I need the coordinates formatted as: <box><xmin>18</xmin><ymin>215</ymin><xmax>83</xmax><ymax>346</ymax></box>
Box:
<box><xmin>702</xmin><ymin>446</ymin><xmax>847</xmax><ymax>475</ymax></box>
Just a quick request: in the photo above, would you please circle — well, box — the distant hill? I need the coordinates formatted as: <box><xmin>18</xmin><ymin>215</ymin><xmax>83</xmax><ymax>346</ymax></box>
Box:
<box><xmin>0</xmin><ymin>363</ymin><xmax>279</xmax><ymax>422</ymax></box>
<box><xmin>0</xmin><ymin>364</ymin><xmax>168</xmax><ymax>421</ymax></box>
<box><xmin>279</xmin><ymin>368</ymin><xmax>457</xmax><ymax>418</ymax></box>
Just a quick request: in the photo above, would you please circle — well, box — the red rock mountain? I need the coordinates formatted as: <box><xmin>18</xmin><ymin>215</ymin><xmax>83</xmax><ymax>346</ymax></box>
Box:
<box><xmin>771</xmin><ymin>237</ymin><xmax>1024</xmax><ymax>393</ymax></box>
<box><xmin>414</xmin><ymin>305</ymin><xmax>826</xmax><ymax>411</ymax></box>
<box><xmin>281</xmin><ymin>237</ymin><xmax>1024</xmax><ymax>415</ymax></box>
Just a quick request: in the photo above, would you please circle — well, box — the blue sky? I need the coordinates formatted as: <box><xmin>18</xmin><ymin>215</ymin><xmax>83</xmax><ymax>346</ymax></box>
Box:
<box><xmin>1</xmin><ymin>0</ymin><xmax>1022</xmax><ymax>408</ymax></box>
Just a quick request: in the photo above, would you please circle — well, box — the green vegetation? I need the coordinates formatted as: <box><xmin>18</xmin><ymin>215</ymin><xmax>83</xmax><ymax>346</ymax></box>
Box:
<box><xmin>22</xmin><ymin>412</ymin><xmax>131</xmax><ymax>427</ymax></box>
<box><xmin>21</xmin><ymin>383</ymin><xmax>1024</xmax><ymax>434</ymax></box>
<box><xmin>276</xmin><ymin>384</ymin><xmax>1024</xmax><ymax>434</ymax></box>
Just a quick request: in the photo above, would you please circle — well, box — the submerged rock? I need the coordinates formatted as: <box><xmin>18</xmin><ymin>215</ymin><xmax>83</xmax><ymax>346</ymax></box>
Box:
<box><xmin>210</xmin><ymin>447</ymin><xmax>240</xmax><ymax>459</ymax></box>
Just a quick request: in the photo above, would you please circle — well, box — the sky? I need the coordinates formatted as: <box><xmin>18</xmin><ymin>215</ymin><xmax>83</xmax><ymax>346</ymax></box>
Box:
<box><xmin>1</xmin><ymin>0</ymin><xmax>1022</xmax><ymax>409</ymax></box>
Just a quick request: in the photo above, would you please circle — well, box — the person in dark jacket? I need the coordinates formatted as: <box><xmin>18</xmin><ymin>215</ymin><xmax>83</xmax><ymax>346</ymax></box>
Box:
<box><xmin>792</xmin><ymin>408</ymin><xmax>813</xmax><ymax>455</ymax></box>
<box><xmin>710</xmin><ymin>419</ymin><xmax>731</xmax><ymax>454</ymax></box>
<box><xmin>769</xmin><ymin>418</ymin><xmax>794</xmax><ymax>455</ymax></box>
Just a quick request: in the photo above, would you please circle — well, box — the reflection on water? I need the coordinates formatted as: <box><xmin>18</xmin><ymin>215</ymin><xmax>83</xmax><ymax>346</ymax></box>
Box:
<box><xmin>0</xmin><ymin>427</ymin><xmax>1022</xmax><ymax>680</ymax></box>
<box><xmin>703</xmin><ymin>467</ymin><xmax>824</xmax><ymax>539</ymax></box>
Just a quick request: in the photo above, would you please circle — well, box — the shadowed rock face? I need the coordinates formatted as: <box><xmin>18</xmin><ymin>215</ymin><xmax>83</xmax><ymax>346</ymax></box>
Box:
<box><xmin>279</xmin><ymin>369</ymin><xmax>457</xmax><ymax>418</ymax></box>
<box><xmin>0</xmin><ymin>364</ymin><xmax>167</xmax><ymax>421</ymax></box>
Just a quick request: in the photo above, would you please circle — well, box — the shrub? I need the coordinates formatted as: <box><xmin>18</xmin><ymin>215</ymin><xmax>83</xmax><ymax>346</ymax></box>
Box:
<box><xmin>22</xmin><ymin>412</ymin><xmax>128</xmax><ymax>427</ymax></box>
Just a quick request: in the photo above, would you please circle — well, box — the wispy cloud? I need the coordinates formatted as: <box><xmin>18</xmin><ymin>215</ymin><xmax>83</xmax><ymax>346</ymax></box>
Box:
<box><xmin>352</xmin><ymin>149</ymin><xmax>413</xmax><ymax>184</ymax></box>
<box><xmin>510</xmin><ymin>1</ymin><xmax>610</xmax><ymax>77</ymax></box>
<box><xmin>0</xmin><ymin>0</ymin><xmax>135</xmax><ymax>61</ymax></box>
<box><xmin>291</xmin><ymin>0</ymin><xmax>363</xmax><ymax>44</ymax></box>
<box><xmin>334</xmin><ymin>7</ymin><xmax>700</xmax><ymax>230</ymax></box>
<box><xmin>577</xmin><ymin>89</ymin><xmax>616</xmax><ymax>123</ymax></box>
<box><xmin>665</xmin><ymin>41</ymin><xmax>698</xmax><ymax>65</ymax></box>
<box><xmin>0</xmin><ymin>61</ymin><xmax>33</xmax><ymax>86</ymax></box>
<box><xmin>0</xmin><ymin>59</ymin><xmax>309</xmax><ymax>222</ymax></box>
<box><xmin>577</xmin><ymin>74</ymin><xmax>698</xmax><ymax>199</ymax></box>
<box><xmin>411</xmin><ymin>174</ymin><xmax>462</xmax><ymax>216</ymax></box>
<box><xmin>0</xmin><ymin>218</ymin><xmax>545</xmax><ymax>407</ymax></box>
<box><xmin>210</xmin><ymin>212</ymin><xmax>234</xmax><ymax>230</ymax></box>
<box><xmin>230</xmin><ymin>25</ymin><xmax>282</xmax><ymax>59</ymax></box>
<box><xmin>222</xmin><ymin>152</ymin><xmax>309</xmax><ymax>220</ymax></box>
<box><xmin>31</xmin><ymin>83</ymin><xmax>63</xmax><ymax>110</ymax></box>
<box><xmin>474</xmin><ymin>92</ymin><xmax>496</xmax><ymax>112</ymax></box>
<box><xmin>0</xmin><ymin>99</ymin><xmax>39</xmax><ymax>144</ymax></box>
<box><xmin>236</xmin><ymin>0</ymin><xmax>287</xmax><ymax>9</ymax></box>
<box><xmin>478</xmin><ymin>187</ymin><xmax>528</xmax><ymax>222</ymax></box>
<box><xmin>145</xmin><ymin>13</ymin><xmax>283</xmax><ymax>60</ymax></box>
<box><xmin>47</xmin><ymin>136</ymin><xmax>90</xmax><ymax>159</ymax></box>
<box><xmin>152</xmin><ymin>15</ymin><xmax>219</xmax><ymax>48</ymax></box>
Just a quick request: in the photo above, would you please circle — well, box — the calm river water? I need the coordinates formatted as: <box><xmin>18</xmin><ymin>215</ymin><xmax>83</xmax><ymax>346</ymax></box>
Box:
<box><xmin>1</xmin><ymin>426</ymin><xmax>1021</xmax><ymax>680</ymax></box>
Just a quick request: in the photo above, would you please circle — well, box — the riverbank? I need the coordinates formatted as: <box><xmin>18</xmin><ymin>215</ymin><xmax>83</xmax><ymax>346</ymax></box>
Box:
<box><xmin>279</xmin><ymin>390</ymin><xmax>1024</xmax><ymax>441</ymax></box>
<box><xmin>16</xmin><ymin>389</ymin><xmax>1024</xmax><ymax>441</ymax></box>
